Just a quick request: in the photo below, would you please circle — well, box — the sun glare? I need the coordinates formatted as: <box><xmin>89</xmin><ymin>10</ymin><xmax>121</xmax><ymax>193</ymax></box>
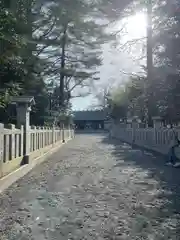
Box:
<box><xmin>126</xmin><ymin>12</ymin><xmax>147</xmax><ymax>39</ymax></box>
<box><xmin>115</xmin><ymin>11</ymin><xmax>147</xmax><ymax>63</ymax></box>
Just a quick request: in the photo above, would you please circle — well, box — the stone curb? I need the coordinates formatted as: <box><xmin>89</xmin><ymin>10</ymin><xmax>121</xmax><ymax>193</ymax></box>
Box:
<box><xmin>0</xmin><ymin>139</ymin><xmax>72</xmax><ymax>194</ymax></box>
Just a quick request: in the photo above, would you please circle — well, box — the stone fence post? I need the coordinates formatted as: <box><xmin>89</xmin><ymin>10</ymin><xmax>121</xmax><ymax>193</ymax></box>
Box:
<box><xmin>52</xmin><ymin>126</ymin><xmax>55</xmax><ymax>145</ymax></box>
<box><xmin>62</xmin><ymin>124</ymin><xmax>65</xmax><ymax>143</ymax></box>
<box><xmin>11</xmin><ymin>96</ymin><xmax>35</xmax><ymax>164</ymax></box>
<box><xmin>0</xmin><ymin>123</ymin><xmax>4</xmax><ymax>176</ymax></box>
<box><xmin>7</xmin><ymin>124</ymin><xmax>15</xmax><ymax>160</ymax></box>
<box><xmin>17</xmin><ymin>103</ymin><xmax>30</xmax><ymax>163</ymax></box>
<box><xmin>131</xmin><ymin>121</ymin><xmax>139</xmax><ymax>144</ymax></box>
<box><xmin>152</xmin><ymin>116</ymin><xmax>163</xmax><ymax>144</ymax></box>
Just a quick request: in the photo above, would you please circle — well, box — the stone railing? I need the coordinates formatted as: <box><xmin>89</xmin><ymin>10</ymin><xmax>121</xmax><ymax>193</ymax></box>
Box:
<box><xmin>0</xmin><ymin>123</ymin><xmax>74</xmax><ymax>178</ymax></box>
<box><xmin>0</xmin><ymin>124</ymin><xmax>24</xmax><ymax>178</ymax></box>
<box><xmin>111</xmin><ymin>124</ymin><xmax>180</xmax><ymax>156</ymax></box>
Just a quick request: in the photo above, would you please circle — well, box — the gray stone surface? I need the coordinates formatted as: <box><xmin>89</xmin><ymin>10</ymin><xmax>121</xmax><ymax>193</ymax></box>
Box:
<box><xmin>0</xmin><ymin>134</ymin><xmax>180</xmax><ymax>239</ymax></box>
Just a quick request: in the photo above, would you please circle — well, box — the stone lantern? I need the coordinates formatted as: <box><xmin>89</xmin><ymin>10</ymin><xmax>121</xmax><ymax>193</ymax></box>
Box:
<box><xmin>152</xmin><ymin>116</ymin><xmax>163</xmax><ymax>129</ymax></box>
<box><xmin>11</xmin><ymin>96</ymin><xmax>35</xmax><ymax>163</ymax></box>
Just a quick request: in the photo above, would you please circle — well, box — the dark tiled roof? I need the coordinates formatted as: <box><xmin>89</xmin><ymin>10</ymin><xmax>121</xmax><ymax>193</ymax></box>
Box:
<box><xmin>73</xmin><ymin>110</ymin><xmax>106</xmax><ymax>121</ymax></box>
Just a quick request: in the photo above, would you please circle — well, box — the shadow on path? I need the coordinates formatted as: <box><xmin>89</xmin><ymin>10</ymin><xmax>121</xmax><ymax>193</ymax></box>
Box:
<box><xmin>102</xmin><ymin>136</ymin><xmax>180</xmax><ymax>239</ymax></box>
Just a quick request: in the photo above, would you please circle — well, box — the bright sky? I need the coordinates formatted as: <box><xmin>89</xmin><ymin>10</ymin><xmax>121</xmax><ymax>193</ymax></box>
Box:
<box><xmin>71</xmin><ymin>12</ymin><xmax>147</xmax><ymax>110</ymax></box>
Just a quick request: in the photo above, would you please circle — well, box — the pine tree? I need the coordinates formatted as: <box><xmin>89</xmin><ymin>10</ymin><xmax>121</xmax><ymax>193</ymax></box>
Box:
<box><xmin>34</xmin><ymin>0</ymin><xmax>117</xmax><ymax>111</ymax></box>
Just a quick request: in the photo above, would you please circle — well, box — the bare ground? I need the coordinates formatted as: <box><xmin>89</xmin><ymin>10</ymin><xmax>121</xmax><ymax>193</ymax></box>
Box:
<box><xmin>0</xmin><ymin>133</ymin><xmax>180</xmax><ymax>240</ymax></box>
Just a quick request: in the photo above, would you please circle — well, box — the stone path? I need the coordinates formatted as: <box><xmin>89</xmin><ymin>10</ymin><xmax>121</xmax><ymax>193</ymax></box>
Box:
<box><xmin>0</xmin><ymin>134</ymin><xmax>180</xmax><ymax>239</ymax></box>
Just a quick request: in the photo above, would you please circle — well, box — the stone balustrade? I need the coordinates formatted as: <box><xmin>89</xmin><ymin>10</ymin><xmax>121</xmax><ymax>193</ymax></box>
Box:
<box><xmin>111</xmin><ymin>124</ymin><xmax>179</xmax><ymax>156</ymax></box>
<box><xmin>0</xmin><ymin>124</ymin><xmax>24</xmax><ymax>178</ymax></box>
<box><xmin>0</xmin><ymin>96</ymin><xmax>75</xmax><ymax>180</ymax></box>
<box><xmin>0</xmin><ymin>123</ymin><xmax>74</xmax><ymax>178</ymax></box>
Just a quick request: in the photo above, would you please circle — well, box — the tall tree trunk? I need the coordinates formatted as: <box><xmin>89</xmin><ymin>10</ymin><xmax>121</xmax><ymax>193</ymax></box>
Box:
<box><xmin>25</xmin><ymin>0</ymin><xmax>34</xmax><ymax>85</ymax></box>
<box><xmin>146</xmin><ymin>0</ymin><xmax>153</xmax><ymax>125</ymax></box>
<box><xmin>59</xmin><ymin>26</ymin><xmax>67</xmax><ymax>109</ymax></box>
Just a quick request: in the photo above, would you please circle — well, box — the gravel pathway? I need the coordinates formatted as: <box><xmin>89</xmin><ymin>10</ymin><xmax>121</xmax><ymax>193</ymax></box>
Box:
<box><xmin>0</xmin><ymin>134</ymin><xmax>180</xmax><ymax>240</ymax></box>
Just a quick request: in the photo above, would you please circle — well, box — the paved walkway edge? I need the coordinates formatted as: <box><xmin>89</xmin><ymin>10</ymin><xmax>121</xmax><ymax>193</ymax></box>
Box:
<box><xmin>0</xmin><ymin>139</ymin><xmax>72</xmax><ymax>194</ymax></box>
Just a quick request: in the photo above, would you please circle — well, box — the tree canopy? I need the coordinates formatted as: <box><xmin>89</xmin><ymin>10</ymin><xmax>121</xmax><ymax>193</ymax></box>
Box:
<box><xmin>5</xmin><ymin>0</ymin><xmax>180</xmax><ymax>126</ymax></box>
<box><xmin>107</xmin><ymin>0</ymin><xmax>180</xmax><ymax>125</ymax></box>
<box><xmin>0</xmin><ymin>0</ymin><xmax>130</xmax><ymax>125</ymax></box>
